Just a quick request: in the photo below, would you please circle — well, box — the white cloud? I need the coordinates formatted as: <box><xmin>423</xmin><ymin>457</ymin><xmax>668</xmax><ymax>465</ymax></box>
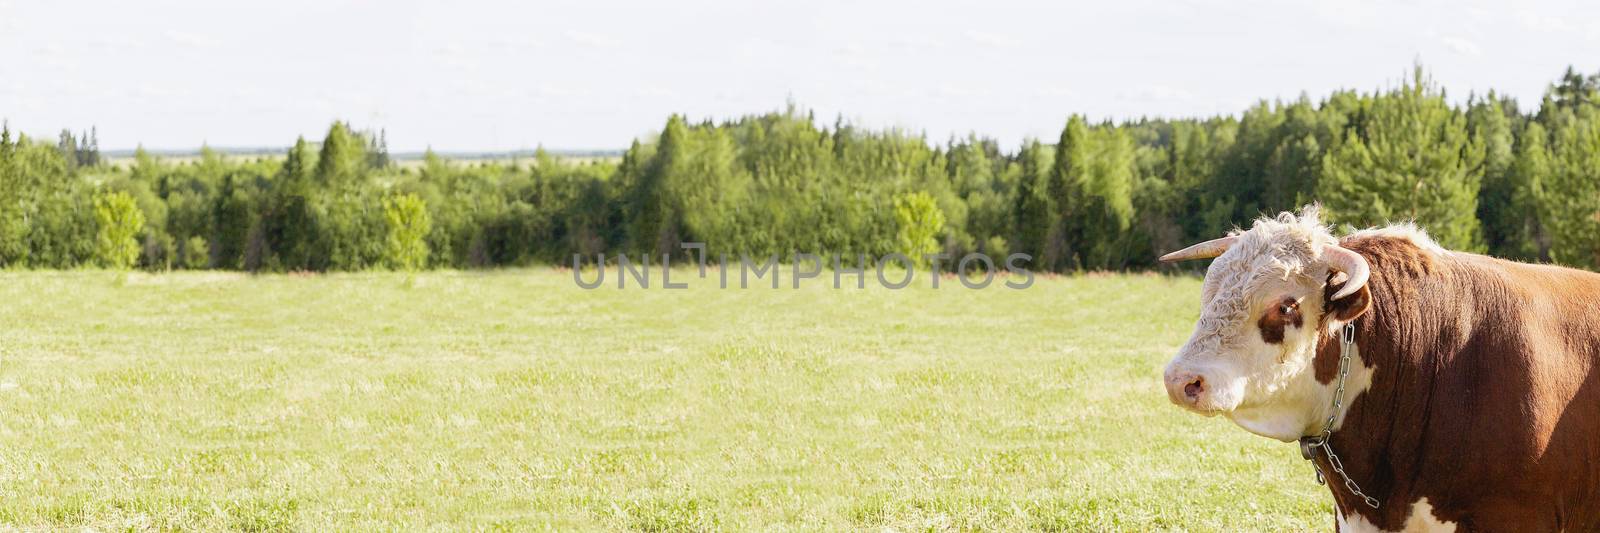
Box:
<box><xmin>889</xmin><ymin>34</ymin><xmax>944</xmax><ymax>51</ymax></box>
<box><xmin>487</xmin><ymin>35</ymin><xmax>543</xmax><ymax>50</ymax></box>
<box><xmin>1121</xmin><ymin>84</ymin><xmax>1197</xmax><ymax>103</ymax></box>
<box><xmin>564</xmin><ymin>30</ymin><xmax>622</xmax><ymax>49</ymax></box>
<box><xmin>965</xmin><ymin>30</ymin><xmax>1022</xmax><ymax>48</ymax></box>
<box><xmin>1032</xmin><ymin>86</ymin><xmax>1077</xmax><ymax>99</ymax></box>
<box><xmin>133</xmin><ymin>83</ymin><xmax>173</xmax><ymax>100</ymax></box>
<box><xmin>1440</xmin><ymin>36</ymin><xmax>1482</xmax><ymax>57</ymax></box>
<box><xmin>833</xmin><ymin>42</ymin><xmax>877</xmax><ymax>69</ymax></box>
<box><xmin>163</xmin><ymin>30</ymin><xmax>220</xmax><ymax>48</ymax></box>
<box><xmin>934</xmin><ymin>84</ymin><xmax>976</xmax><ymax>100</ymax></box>
<box><xmin>535</xmin><ymin>83</ymin><xmax>574</xmax><ymax>98</ymax></box>
<box><xmin>29</xmin><ymin>43</ymin><xmax>76</xmax><ymax>71</ymax></box>
<box><xmin>88</xmin><ymin>36</ymin><xmax>147</xmax><ymax>50</ymax></box>
<box><xmin>1308</xmin><ymin>0</ymin><xmax>1382</xmax><ymax>29</ymax></box>
<box><xmin>1516</xmin><ymin>10</ymin><xmax>1574</xmax><ymax>33</ymax></box>
<box><xmin>631</xmin><ymin>85</ymin><xmax>674</xmax><ymax>99</ymax></box>
<box><xmin>433</xmin><ymin>42</ymin><xmax>466</xmax><ymax>57</ymax></box>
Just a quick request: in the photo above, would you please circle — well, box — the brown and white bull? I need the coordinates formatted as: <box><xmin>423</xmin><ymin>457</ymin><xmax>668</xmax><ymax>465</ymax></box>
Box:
<box><xmin>1161</xmin><ymin>206</ymin><xmax>1600</xmax><ymax>532</ymax></box>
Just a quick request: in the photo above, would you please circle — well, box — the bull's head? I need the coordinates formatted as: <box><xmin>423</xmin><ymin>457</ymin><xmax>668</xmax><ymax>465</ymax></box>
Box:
<box><xmin>1160</xmin><ymin>206</ymin><xmax>1373</xmax><ymax>441</ymax></box>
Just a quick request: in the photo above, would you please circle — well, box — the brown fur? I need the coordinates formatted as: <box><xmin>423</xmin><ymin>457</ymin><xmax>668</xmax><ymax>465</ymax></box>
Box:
<box><xmin>1259</xmin><ymin>297</ymin><xmax>1302</xmax><ymax>344</ymax></box>
<box><xmin>1309</xmin><ymin>235</ymin><xmax>1600</xmax><ymax>530</ymax></box>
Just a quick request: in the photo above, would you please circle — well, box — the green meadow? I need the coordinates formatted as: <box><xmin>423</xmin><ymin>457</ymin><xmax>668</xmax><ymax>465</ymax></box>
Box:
<box><xmin>0</xmin><ymin>269</ymin><xmax>1330</xmax><ymax>530</ymax></box>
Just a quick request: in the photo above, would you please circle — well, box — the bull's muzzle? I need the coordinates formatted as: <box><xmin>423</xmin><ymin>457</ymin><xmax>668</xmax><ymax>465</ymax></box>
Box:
<box><xmin>1163</xmin><ymin>365</ymin><xmax>1207</xmax><ymax>409</ymax></box>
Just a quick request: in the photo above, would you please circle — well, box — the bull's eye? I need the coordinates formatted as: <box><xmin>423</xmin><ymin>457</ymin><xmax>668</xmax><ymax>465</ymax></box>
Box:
<box><xmin>1258</xmin><ymin>298</ymin><xmax>1303</xmax><ymax>344</ymax></box>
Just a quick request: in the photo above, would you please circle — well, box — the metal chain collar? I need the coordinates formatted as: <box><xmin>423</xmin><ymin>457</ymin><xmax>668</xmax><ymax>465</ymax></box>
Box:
<box><xmin>1298</xmin><ymin>322</ymin><xmax>1380</xmax><ymax>509</ymax></box>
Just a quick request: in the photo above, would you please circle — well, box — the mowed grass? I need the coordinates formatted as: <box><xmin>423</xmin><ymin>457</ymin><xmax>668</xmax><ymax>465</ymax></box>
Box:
<box><xmin>0</xmin><ymin>268</ymin><xmax>1330</xmax><ymax>530</ymax></box>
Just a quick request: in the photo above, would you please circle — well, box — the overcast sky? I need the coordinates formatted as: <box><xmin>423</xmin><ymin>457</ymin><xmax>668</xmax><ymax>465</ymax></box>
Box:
<box><xmin>2</xmin><ymin>0</ymin><xmax>1598</xmax><ymax>151</ymax></box>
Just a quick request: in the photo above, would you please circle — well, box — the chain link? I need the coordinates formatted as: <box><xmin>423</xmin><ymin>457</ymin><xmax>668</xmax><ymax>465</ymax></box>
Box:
<box><xmin>1300</xmin><ymin>322</ymin><xmax>1380</xmax><ymax>509</ymax></box>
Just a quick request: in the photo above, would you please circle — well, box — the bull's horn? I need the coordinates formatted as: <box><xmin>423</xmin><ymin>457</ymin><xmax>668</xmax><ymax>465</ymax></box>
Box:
<box><xmin>1159</xmin><ymin>236</ymin><xmax>1238</xmax><ymax>263</ymax></box>
<box><xmin>1324</xmin><ymin>244</ymin><xmax>1370</xmax><ymax>301</ymax></box>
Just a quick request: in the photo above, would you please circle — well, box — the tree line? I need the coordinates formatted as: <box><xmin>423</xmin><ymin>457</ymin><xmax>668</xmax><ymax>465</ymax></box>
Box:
<box><xmin>3</xmin><ymin>65</ymin><xmax>1600</xmax><ymax>273</ymax></box>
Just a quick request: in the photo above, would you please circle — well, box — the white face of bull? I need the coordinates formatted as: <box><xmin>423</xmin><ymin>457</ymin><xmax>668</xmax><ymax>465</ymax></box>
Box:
<box><xmin>1160</xmin><ymin>209</ymin><xmax>1372</xmax><ymax>442</ymax></box>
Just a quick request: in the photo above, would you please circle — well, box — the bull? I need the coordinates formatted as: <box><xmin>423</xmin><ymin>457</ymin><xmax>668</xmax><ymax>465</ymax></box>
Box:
<box><xmin>1160</xmin><ymin>206</ymin><xmax>1600</xmax><ymax>531</ymax></box>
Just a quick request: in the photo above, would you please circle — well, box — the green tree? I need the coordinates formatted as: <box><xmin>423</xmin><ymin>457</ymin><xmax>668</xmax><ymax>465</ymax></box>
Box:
<box><xmin>315</xmin><ymin>121</ymin><xmax>366</xmax><ymax>187</ymax></box>
<box><xmin>621</xmin><ymin>118</ymin><xmax>680</xmax><ymax>256</ymax></box>
<box><xmin>210</xmin><ymin>174</ymin><xmax>253</xmax><ymax>269</ymax></box>
<box><xmin>182</xmin><ymin>236</ymin><xmax>209</xmax><ymax>269</ymax></box>
<box><xmin>893</xmin><ymin>191</ymin><xmax>945</xmax><ymax>265</ymax></box>
<box><xmin>263</xmin><ymin>137</ymin><xmax>320</xmax><ymax>269</ymax></box>
<box><xmin>948</xmin><ymin>135</ymin><xmax>1014</xmax><ymax>261</ymax></box>
<box><xmin>1048</xmin><ymin>115</ymin><xmax>1091</xmax><ymax>270</ymax></box>
<box><xmin>1318</xmin><ymin>67</ymin><xmax>1486</xmax><ymax>250</ymax></box>
<box><xmin>1470</xmin><ymin>94</ymin><xmax>1523</xmax><ymax>258</ymax></box>
<box><xmin>1080</xmin><ymin>126</ymin><xmax>1137</xmax><ymax>269</ymax></box>
<box><xmin>0</xmin><ymin>123</ymin><xmax>29</xmax><ymax>266</ymax></box>
<box><xmin>94</xmin><ymin>191</ymin><xmax>145</xmax><ymax>269</ymax></box>
<box><xmin>1511</xmin><ymin>121</ymin><xmax>1553</xmax><ymax>261</ymax></box>
<box><xmin>383</xmin><ymin>193</ymin><xmax>432</xmax><ymax>271</ymax></box>
<box><xmin>1012</xmin><ymin>140</ymin><xmax>1056</xmax><ymax>263</ymax></box>
<box><xmin>666</xmin><ymin>125</ymin><xmax>749</xmax><ymax>255</ymax></box>
<box><xmin>1537</xmin><ymin>105</ymin><xmax>1600</xmax><ymax>267</ymax></box>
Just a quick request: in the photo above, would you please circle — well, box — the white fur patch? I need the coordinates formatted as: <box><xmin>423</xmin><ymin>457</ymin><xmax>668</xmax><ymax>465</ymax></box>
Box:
<box><xmin>1226</xmin><ymin>342</ymin><xmax>1375</xmax><ymax>441</ymax></box>
<box><xmin>1344</xmin><ymin>223</ymin><xmax>1447</xmax><ymax>255</ymax></box>
<box><xmin>1337</xmin><ymin>498</ymin><xmax>1456</xmax><ymax>532</ymax></box>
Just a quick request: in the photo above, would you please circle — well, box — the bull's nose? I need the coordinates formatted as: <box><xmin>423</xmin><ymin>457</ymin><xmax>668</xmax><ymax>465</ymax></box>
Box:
<box><xmin>1164</xmin><ymin>368</ymin><xmax>1205</xmax><ymax>407</ymax></box>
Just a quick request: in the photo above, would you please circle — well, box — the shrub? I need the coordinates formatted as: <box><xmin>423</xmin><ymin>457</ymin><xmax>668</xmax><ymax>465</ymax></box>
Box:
<box><xmin>893</xmin><ymin>191</ymin><xmax>945</xmax><ymax>266</ymax></box>
<box><xmin>93</xmin><ymin>191</ymin><xmax>145</xmax><ymax>269</ymax></box>
<box><xmin>183</xmin><ymin>236</ymin><xmax>210</xmax><ymax>270</ymax></box>
<box><xmin>383</xmin><ymin>193</ymin><xmax>431</xmax><ymax>271</ymax></box>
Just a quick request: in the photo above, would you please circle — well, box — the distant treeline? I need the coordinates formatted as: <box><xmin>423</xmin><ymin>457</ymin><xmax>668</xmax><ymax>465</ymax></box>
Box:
<box><xmin>3</xmin><ymin>65</ymin><xmax>1600</xmax><ymax>272</ymax></box>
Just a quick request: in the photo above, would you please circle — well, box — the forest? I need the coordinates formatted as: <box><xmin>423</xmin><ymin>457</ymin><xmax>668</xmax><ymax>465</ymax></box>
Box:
<box><xmin>3</xmin><ymin>66</ymin><xmax>1600</xmax><ymax>273</ymax></box>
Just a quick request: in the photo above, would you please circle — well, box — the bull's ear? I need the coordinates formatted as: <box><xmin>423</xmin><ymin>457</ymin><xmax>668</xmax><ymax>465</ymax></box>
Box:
<box><xmin>1325</xmin><ymin>272</ymin><xmax>1371</xmax><ymax>322</ymax></box>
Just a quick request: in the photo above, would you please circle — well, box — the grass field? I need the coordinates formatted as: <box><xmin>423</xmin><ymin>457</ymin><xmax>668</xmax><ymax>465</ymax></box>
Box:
<box><xmin>0</xmin><ymin>268</ymin><xmax>1331</xmax><ymax>530</ymax></box>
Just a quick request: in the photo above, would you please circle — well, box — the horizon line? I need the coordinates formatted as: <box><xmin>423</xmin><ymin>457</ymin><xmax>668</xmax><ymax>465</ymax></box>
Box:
<box><xmin>96</xmin><ymin>147</ymin><xmax>628</xmax><ymax>159</ymax></box>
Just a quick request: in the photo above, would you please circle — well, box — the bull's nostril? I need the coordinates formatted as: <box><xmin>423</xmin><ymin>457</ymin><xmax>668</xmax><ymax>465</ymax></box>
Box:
<box><xmin>1183</xmin><ymin>377</ymin><xmax>1205</xmax><ymax>402</ymax></box>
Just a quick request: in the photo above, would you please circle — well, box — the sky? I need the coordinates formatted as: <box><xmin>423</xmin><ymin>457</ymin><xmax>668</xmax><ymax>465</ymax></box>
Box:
<box><xmin>2</xmin><ymin>0</ymin><xmax>1599</xmax><ymax>152</ymax></box>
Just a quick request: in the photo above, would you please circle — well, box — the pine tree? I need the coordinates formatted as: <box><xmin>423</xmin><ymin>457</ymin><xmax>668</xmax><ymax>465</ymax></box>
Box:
<box><xmin>1538</xmin><ymin>104</ymin><xmax>1600</xmax><ymax>267</ymax></box>
<box><xmin>1048</xmin><ymin>115</ymin><xmax>1090</xmax><ymax>270</ymax></box>
<box><xmin>1470</xmin><ymin>94</ymin><xmax>1523</xmax><ymax>258</ymax></box>
<box><xmin>209</xmin><ymin>173</ymin><xmax>253</xmax><ymax>269</ymax></box>
<box><xmin>1511</xmin><ymin>121</ymin><xmax>1553</xmax><ymax>261</ymax></box>
<box><xmin>1013</xmin><ymin>140</ymin><xmax>1056</xmax><ymax>263</ymax></box>
<box><xmin>314</xmin><ymin>121</ymin><xmax>365</xmax><ymax>187</ymax></box>
<box><xmin>1080</xmin><ymin>126</ymin><xmax>1136</xmax><ymax>268</ymax></box>
<box><xmin>0</xmin><ymin>121</ymin><xmax>25</xmax><ymax>266</ymax></box>
<box><xmin>368</xmin><ymin>128</ymin><xmax>391</xmax><ymax>169</ymax></box>
<box><xmin>1318</xmin><ymin>67</ymin><xmax>1485</xmax><ymax>250</ymax></box>
<box><xmin>625</xmin><ymin>115</ymin><xmax>688</xmax><ymax>256</ymax></box>
<box><xmin>264</xmin><ymin>137</ymin><xmax>318</xmax><ymax>269</ymax></box>
<box><xmin>57</xmin><ymin>130</ymin><xmax>78</xmax><ymax>174</ymax></box>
